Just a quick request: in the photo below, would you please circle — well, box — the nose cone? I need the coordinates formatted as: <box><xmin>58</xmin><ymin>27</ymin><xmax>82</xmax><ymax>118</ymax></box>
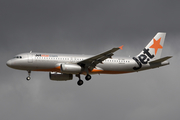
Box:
<box><xmin>6</xmin><ymin>60</ymin><xmax>12</xmax><ymax>67</ymax></box>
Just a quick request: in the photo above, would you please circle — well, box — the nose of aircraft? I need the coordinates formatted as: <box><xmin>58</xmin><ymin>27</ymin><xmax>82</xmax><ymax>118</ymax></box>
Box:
<box><xmin>6</xmin><ymin>60</ymin><xmax>12</xmax><ymax>67</ymax></box>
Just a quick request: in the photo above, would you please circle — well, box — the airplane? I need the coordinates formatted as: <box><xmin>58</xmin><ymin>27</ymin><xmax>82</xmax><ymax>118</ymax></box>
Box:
<box><xmin>6</xmin><ymin>32</ymin><xmax>172</xmax><ymax>86</ymax></box>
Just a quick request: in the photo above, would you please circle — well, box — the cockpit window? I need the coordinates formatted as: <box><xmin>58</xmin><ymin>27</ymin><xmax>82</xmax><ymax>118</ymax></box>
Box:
<box><xmin>14</xmin><ymin>56</ymin><xmax>22</xmax><ymax>59</ymax></box>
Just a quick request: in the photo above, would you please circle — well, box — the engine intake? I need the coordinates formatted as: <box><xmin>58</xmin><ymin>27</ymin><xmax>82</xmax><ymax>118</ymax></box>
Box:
<box><xmin>49</xmin><ymin>72</ymin><xmax>73</xmax><ymax>81</ymax></box>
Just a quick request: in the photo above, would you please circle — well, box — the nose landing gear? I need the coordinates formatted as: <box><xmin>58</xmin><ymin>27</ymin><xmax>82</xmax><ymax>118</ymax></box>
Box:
<box><xmin>26</xmin><ymin>71</ymin><xmax>31</xmax><ymax>81</ymax></box>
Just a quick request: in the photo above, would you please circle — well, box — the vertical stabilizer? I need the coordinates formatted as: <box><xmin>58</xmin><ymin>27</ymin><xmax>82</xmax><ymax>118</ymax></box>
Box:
<box><xmin>137</xmin><ymin>32</ymin><xmax>166</xmax><ymax>60</ymax></box>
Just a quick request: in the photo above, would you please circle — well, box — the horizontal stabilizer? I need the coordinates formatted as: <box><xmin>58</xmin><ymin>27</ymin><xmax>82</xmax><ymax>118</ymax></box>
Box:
<box><xmin>149</xmin><ymin>56</ymin><xmax>172</xmax><ymax>64</ymax></box>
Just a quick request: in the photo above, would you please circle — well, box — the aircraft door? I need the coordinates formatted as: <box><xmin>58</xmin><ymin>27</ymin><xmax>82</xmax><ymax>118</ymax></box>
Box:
<box><xmin>28</xmin><ymin>53</ymin><xmax>33</xmax><ymax>63</ymax></box>
<box><xmin>71</xmin><ymin>57</ymin><xmax>76</xmax><ymax>63</ymax></box>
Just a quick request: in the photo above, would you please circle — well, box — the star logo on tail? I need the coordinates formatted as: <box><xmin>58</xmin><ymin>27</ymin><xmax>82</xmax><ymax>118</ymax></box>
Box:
<box><xmin>150</xmin><ymin>38</ymin><xmax>163</xmax><ymax>55</ymax></box>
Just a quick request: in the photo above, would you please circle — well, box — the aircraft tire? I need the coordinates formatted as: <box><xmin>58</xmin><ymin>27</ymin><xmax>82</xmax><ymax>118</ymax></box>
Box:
<box><xmin>77</xmin><ymin>80</ymin><xmax>83</xmax><ymax>86</ymax></box>
<box><xmin>26</xmin><ymin>76</ymin><xmax>31</xmax><ymax>81</ymax></box>
<box><xmin>85</xmin><ymin>74</ymin><xmax>91</xmax><ymax>81</ymax></box>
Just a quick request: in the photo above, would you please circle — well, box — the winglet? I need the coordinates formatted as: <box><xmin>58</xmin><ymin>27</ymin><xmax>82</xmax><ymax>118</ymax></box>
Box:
<box><xmin>119</xmin><ymin>45</ymin><xmax>124</xmax><ymax>50</ymax></box>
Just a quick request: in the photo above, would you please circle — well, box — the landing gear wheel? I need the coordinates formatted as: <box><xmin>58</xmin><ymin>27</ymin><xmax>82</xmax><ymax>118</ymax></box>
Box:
<box><xmin>85</xmin><ymin>74</ymin><xmax>91</xmax><ymax>81</ymax></box>
<box><xmin>26</xmin><ymin>76</ymin><xmax>31</xmax><ymax>81</ymax></box>
<box><xmin>77</xmin><ymin>80</ymin><xmax>83</xmax><ymax>86</ymax></box>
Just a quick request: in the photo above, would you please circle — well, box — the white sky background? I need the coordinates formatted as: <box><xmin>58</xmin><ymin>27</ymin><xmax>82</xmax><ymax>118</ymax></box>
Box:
<box><xmin>0</xmin><ymin>0</ymin><xmax>180</xmax><ymax>120</ymax></box>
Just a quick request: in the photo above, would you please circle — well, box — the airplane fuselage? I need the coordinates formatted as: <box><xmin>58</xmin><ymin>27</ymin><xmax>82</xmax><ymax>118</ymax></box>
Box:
<box><xmin>6</xmin><ymin>52</ymin><xmax>169</xmax><ymax>74</ymax></box>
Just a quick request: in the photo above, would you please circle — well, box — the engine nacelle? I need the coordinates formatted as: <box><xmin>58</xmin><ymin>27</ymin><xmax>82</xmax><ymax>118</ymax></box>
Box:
<box><xmin>60</xmin><ymin>63</ymin><xmax>82</xmax><ymax>74</ymax></box>
<box><xmin>49</xmin><ymin>72</ymin><xmax>73</xmax><ymax>81</ymax></box>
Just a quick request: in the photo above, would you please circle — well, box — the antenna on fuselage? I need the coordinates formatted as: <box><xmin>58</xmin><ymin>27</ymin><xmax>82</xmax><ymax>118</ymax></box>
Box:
<box><xmin>30</xmin><ymin>51</ymin><xmax>32</xmax><ymax>53</ymax></box>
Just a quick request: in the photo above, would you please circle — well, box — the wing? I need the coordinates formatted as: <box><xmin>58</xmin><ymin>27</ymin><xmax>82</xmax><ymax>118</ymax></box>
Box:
<box><xmin>77</xmin><ymin>45</ymin><xmax>123</xmax><ymax>70</ymax></box>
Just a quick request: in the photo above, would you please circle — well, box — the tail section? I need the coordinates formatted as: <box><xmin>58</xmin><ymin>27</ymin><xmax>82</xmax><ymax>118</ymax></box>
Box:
<box><xmin>133</xmin><ymin>32</ymin><xmax>168</xmax><ymax>70</ymax></box>
<box><xmin>137</xmin><ymin>32</ymin><xmax>166</xmax><ymax>61</ymax></box>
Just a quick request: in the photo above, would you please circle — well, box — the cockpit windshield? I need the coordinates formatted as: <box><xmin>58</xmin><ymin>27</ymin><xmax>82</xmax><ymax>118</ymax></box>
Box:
<box><xmin>14</xmin><ymin>56</ymin><xmax>22</xmax><ymax>59</ymax></box>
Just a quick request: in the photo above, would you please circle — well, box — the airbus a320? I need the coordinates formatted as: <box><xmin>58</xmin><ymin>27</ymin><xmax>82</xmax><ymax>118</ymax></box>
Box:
<box><xmin>6</xmin><ymin>32</ymin><xmax>172</xmax><ymax>86</ymax></box>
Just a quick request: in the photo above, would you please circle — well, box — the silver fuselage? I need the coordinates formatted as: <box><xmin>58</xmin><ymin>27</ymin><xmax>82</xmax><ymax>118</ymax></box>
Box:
<box><xmin>6</xmin><ymin>52</ymin><xmax>169</xmax><ymax>74</ymax></box>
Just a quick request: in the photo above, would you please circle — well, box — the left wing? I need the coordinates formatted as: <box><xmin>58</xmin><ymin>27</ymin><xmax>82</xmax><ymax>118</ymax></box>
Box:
<box><xmin>77</xmin><ymin>45</ymin><xmax>123</xmax><ymax>70</ymax></box>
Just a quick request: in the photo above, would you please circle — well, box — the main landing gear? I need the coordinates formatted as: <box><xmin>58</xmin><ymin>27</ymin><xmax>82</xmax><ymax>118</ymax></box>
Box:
<box><xmin>85</xmin><ymin>74</ymin><xmax>91</xmax><ymax>81</ymax></box>
<box><xmin>77</xmin><ymin>79</ymin><xmax>84</xmax><ymax>86</ymax></box>
<box><xmin>76</xmin><ymin>74</ymin><xmax>92</xmax><ymax>86</ymax></box>
<box><xmin>26</xmin><ymin>71</ymin><xmax>31</xmax><ymax>81</ymax></box>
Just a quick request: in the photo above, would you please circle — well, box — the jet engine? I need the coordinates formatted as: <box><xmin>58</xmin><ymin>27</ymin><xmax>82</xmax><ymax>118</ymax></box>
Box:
<box><xmin>60</xmin><ymin>63</ymin><xmax>82</xmax><ymax>74</ymax></box>
<box><xmin>49</xmin><ymin>72</ymin><xmax>73</xmax><ymax>81</ymax></box>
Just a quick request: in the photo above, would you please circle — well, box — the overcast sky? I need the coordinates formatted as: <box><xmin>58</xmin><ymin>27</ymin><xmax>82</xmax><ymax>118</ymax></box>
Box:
<box><xmin>1</xmin><ymin>0</ymin><xmax>180</xmax><ymax>120</ymax></box>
